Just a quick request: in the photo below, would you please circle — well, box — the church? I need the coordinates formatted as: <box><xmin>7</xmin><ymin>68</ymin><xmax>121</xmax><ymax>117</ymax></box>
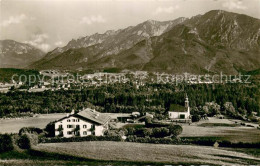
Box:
<box><xmin>168</xmin><ymin>94</ymin><xmax>191</xmax><ymax>121</ymax></box>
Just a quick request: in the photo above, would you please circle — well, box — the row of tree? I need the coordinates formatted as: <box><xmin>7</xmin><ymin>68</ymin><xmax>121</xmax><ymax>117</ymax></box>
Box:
<box><xmin>0</xmin><ymin>82</ymin><xmax>259</xmax><ymax>118</ymax></box>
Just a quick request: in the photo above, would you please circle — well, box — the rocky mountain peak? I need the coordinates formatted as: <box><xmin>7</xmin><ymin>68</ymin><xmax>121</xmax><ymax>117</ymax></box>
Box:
<box><xmin>29</xmin><ymin>10</ymin><xmax>260</xmax><ymax>74</ymax></box>
<box><xmin>0</xmin><ymin>40</ymin><xmax>45</xmax><ymax>68</ymax></box>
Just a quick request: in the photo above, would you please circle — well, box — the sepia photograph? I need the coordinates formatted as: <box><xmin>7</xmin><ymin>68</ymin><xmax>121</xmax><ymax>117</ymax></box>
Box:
<box><xmin>0</xmin><ymin>0</ymin><xmax>260</xmax><ymax>165</ymax></box>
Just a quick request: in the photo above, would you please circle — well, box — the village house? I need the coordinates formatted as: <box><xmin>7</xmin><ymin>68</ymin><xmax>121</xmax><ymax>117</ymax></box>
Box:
<box><xmin>54</xmin><ymin>108</ymin><xmax>110</xmax><ymax>137</ymax></box>
<box><xmin>168</xmin><ymin>95</ymin><xmax>191</xmax><ymax>121</ymax></box>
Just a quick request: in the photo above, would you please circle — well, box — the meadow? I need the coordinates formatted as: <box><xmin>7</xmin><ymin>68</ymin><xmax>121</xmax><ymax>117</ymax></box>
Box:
<box><xmin>180</xmin><ymin>118</ymin><xmax>260</xmax><ymax>143</ymax></box>
<box><xmin>0</xmin><ymin>113</ymin><xmax>66</xmax><ymax>133</ymax></box>
<box><xmin>33</xmin><ymin>141</ymin><xmax>260</xmax><ymax>165</ymax></box>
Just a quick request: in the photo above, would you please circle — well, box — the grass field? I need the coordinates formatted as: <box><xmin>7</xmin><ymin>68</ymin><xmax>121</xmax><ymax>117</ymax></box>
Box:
<box><xmin>0</xmin><ymin>149</ymin><xmax>168</xmax><ymax>165</ymax></box>
<box><xmin>181</xmin><ymin>125</ymin><xmax>260</xmax><ymax>143</ymax></box>
<box><xmin>180</xmin><ymin>118</ymin><xmax>260</xmax><ymax>143</ymax></box>
<box><xmin>0</xmin><ymin>113</ymin><xmax>66</xmax><ymax>133</ymax></box>
<box><xmin>33</xmin><ymin>141</ymin><xmax>260</xmax><ymax>165</ymax></box>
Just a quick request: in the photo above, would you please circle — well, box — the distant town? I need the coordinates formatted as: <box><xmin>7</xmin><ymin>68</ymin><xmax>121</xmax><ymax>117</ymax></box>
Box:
<box><xmin>0</xmin><ymin>69</ymin><xmax>252</xmax><ymax>93</ymax></box>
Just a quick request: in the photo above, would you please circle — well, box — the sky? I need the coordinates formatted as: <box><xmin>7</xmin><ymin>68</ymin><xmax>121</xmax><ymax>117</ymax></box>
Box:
<box><xmin>0</xmin><ymin>0</ymin><xmax>259</xmax><ymax>52</ymax></box>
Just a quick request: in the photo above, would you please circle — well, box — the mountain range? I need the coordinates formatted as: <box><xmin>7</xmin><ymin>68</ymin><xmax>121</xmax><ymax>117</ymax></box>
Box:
<box><xmin>1</xmin><ymin>10</ymin><xmax>260</xmax><ymax>74</ymax></box>
<box><xmin>0</xmin><ymin>40</ymin><xmax>45</xmax><ymax>68</ymax></box>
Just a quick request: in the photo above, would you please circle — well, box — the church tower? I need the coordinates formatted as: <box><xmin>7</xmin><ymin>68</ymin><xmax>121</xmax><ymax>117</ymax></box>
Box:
<box><xmin>185</xmin><ymin>93</ymin><xmax>189</xmax><ymax>108</ymax></box>
<box><xmin>185</xmin><ymin>94</ymin><xmax>190</xmax><ymax>117</ymax></box>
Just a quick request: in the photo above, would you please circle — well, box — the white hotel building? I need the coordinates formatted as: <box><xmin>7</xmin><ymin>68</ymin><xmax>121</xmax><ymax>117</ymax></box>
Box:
<box><xmin>54</xmin><ymin>108</ymin><xmax>110</xmax><ymax>137</ymax></box>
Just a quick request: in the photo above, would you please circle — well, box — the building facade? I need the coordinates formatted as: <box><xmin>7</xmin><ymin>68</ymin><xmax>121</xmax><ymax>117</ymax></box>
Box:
<box><xmin>54</xmin><ymin>108</ymin><xmax>110</xmax><ymax>137</ymax></box>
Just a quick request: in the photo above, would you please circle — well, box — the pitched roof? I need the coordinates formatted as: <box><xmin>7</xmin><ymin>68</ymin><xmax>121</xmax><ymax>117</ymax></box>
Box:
<box><xmin>55</xmin><ymin>108</ymin><xmax>111</xmax><ymax>125</ymax></box>
<box><xmin>169</xmin><ymin>104</ymin><xmax>187</xmax><ymax>112</ymax></box>
<box><xmin>76</xmin><ymin>108</ymin><xmax>111</xmax><ymax>125</ymax></box>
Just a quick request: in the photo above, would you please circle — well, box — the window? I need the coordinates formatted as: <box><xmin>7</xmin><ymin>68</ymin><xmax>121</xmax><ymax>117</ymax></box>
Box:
<box><xmin>77</xmin><ymin>119</ymin><xmax>80</xmax><ymax>122</ymax></box>
<box><xmin>83</xmin><ymin>131</ymin><xmax>87</xmax><ymax>135</ymax></box>
<box><xmin>67</xmin><ymin>125</ymin><xmax>73</xmax><ymax>128</ymax></box>
<box><xmin>67</xmin><ymin>131</ymin><xmax>72</xmax><ymax>135</ymax></box>
<box><xmin>59</xmin><ymin>125</ymin><xmax>62</xmax><ymax>128</ymax></box>
<box><xmin>67</xmin><ymin>119</ymin><xmax>70</xmax><ymax>122</ymax></box>
<box><xmin>72</xmin><ymin>119</ymin><xmax>75</xmax><ymax>122</ymax></box>
<box><xmin>83</xmin><ymin>125</ymin><xmax>87</xmax><ymax>128</ymax></box>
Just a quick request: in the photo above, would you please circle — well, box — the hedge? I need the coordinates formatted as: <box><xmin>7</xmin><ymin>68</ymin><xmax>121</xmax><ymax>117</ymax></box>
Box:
<box><xmin>181</xmin><ymin>137</ymin><xmax>260</xmax><ymax>148</ymax></box>
<box><xmin>126</xmin><ymin>135</ymin><xmax>180</xmax><ymax>144</ymax></box>
<box><xmin>40</xmin><ymin>135</ymin><xmax>122</xmax><ymax>143</ymax></box>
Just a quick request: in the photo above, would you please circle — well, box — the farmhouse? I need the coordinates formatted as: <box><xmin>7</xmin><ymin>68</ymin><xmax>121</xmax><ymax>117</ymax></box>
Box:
<box><xmin>54</xmin><ymin>108</ymin><xmax>110</xmax><ymax>137</ymax></box>
<box><xmin>168</xmin><ymin>95</ymin><xmax>190</xmax><ymax>121</ymax></box>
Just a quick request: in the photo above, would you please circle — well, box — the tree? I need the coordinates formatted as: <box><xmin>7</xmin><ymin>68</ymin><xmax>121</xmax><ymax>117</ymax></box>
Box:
<box><xmin>45</xmin><ymin>122</ymin><xmax>55</xmax><ymax>137</ymax></box>
<box><xmin>224</xmin><ymin>102</ymin><xmax>236</xmax><ymax>117</ymax></box>
<box><xmin>17</xmin><ymin>134</ymin><xmax>31</xmax><ymax>149</ymax></box>
<box><xmin>168</xmin><ymin>124</ymin><xmax>183</xmax><ymax>137</ymax></box>
<box><xmin>192</xmin><ymin>114</ymin><xmax>200</xmax><ymax>122</ymax></box>
<box><xmin>203</xmin><ymin>102</ymin><xmax>220</xmax><ymax>116</ymax></box>
<box><xmin>0</xmin><ymin>134</ymin><xmax>14</xmax><ymax>152</ymax></box>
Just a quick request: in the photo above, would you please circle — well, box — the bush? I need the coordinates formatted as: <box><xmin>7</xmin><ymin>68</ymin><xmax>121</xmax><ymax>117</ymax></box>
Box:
<box><xmin>105</xmin><ymin>129</ymin><xmax>127</xmax><ymax>137</ymax></box>
<box><xmin>143</xmin><ymin>128</ymin><xmax>153</xmax><ymax>137</ymax></box>
<box><xmin>168</xmin><ymin>124</ymin><xmax>183</xmax><ymax>137</ymax></box>
<box><xmin>19</xmin><ymin>127</ymin><xmax>43</xmax><ymax>135</ymax></box>
<box><xmin>191</xmin><ymin>114</ymin><xmax>200</xmax><ymax>122</ymax></box>
<box><xmin>181</xmin><ymin>137</ymin><xmax>218</xmax><ymax>146</ymax></box>
<box><xmin>126</xmin><ymin>135</ymin><xmax>138</xmax><ymax>142</ymax></box>
<box><xmin>0</xmin><ymin>134</ymin><xmax>14</xmax><ymax>152</ymax></box>
<box><xmin>17</xmin><ymin>134</ymin><xmax>31</xmax><ymax>149</ymax></box>
<box><xmin>126</xmin><ymin>127</ymin><xmax>136</xmax><ymax>135</ymax></box>
<box><xmin>152</xmin><ymin>127</ymin><xmax>169</xmax><ymax>138</ymax></box>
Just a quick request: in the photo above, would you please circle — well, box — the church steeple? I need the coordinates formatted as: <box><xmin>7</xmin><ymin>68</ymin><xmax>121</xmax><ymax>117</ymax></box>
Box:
<box><xmin>185</xmin><ymin>93</ymin><xmax>189</xmax><ymax>108</ymax></box>
<box><xmin>185</xmin><ymin>93</ymin><xmax>190</xmax><ymax>117</ymax></box>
